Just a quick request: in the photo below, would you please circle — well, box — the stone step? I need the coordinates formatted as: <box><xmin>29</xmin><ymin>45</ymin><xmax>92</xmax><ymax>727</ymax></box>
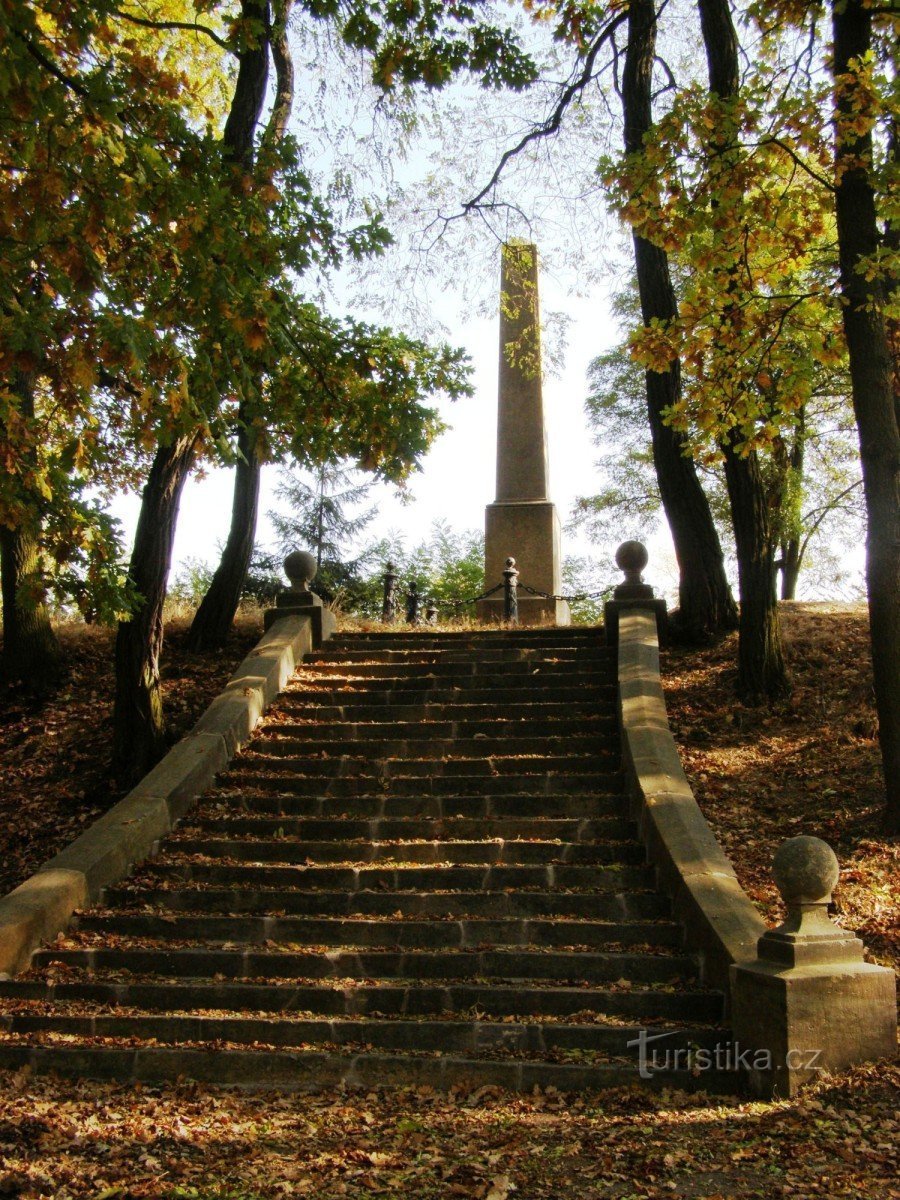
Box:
<box><xmin>204</xmin><ymin>791</ymin><xmax>627</xmax><ymax>819</ymax></box>
<box><xmin>250</xmin><ymin>735</ymin><xmax>617</xmax><ymax>760</ymax></box>
<box><xmin>74</xmin><ymin>913</ymin><xmax>682</xmax><ymax>950</ymax></box>
<box><xmin>162</xmin><ymin>837</ymin><xmax>646</xmax><ymax>866</ymax></box>
<box><xmin>261</xmin><ymin>716</ymin><xmax>616</xmax><ymax>740</ymax></box>
<box><xmin>280</xmin><ymin>685</ymin><xmax>616</xmax><ymax>707</ymax></box>
<box><xmin>308</xmin><ymin>647</ymin><xmax>613</xmax><ymax>665</ymax></box>
<box><xmin>219</xmin><ymin>771</ymin><xmax>623</xmax><ymax>797</ymax></box>
<box><xmin>102</xmin><ymin>887</ymin><xmax>670</xmax><ymax>921</ymax></box>
<box><xmin>180</xmin><ymin>815</ymin><xmax>635</xmax><ymax>843</ymax></box>
<box><xmin>31</xmin><ymin>946</ymin><xmax>696</xmax><ymax>984</ymax></box>
<box><xmin>294</xmin><ymin>662</ymin><xmax>614</xmax><ymax>681</ymax></box>
<box><xmin>268</xmin><ymin>700</ymin><xmax>609</xmax><ymax>722</ymax></box>
<box><xmin>231</xmin><ymin>753</ymin><xmax>618</xmax><ymax>778</ymax></box>
<box><xmin>327</xmin><ymin>631</ymin><xmax>603</xmax><ymax>649</ymax></box>
<box><xmin>0</xmin><ymin>1043</ymin><xmax>738</xmax><ymax>1094</ymax></box>
<box><xmin>1</xmin><ymin>1012</ymin><xmax>723</xmax><ymax>1057</ymax></box>
<box><xmin>138</xmin><ymin>861</ymin><xmax>656</xmax><ymax>891</ymax></box>
<box><xmin>0</xmin><ymin>979</ymin><xmax>721</xmax><ymax>1022</ymax></box>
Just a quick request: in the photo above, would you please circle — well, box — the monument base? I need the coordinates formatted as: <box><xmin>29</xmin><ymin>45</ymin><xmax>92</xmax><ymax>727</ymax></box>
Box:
<box><xmin>476</xmin><ymin>595</ymin><xmax>571</xmax><ymax>627</ymax></box>
<box><xmin>481</xmin><ymin>500</ymin><xmax>569</xmax><ymax>627</ymax></box>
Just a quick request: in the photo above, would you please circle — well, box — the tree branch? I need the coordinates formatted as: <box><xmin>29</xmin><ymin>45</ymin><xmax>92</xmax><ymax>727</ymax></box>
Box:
<box><xmin>110</xmin><ymin>8</ymin><xmax>234</xmax><ymax>54</ymax></box>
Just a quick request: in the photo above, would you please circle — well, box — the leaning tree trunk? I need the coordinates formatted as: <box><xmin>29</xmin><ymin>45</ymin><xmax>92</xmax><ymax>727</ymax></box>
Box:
<box><xmin>185</xmin><ymin>424</ymin><xmax>261</xmax><ymax>650</ymax></box>
<box><xmin>832</xmin><ymin>0</ymin><xmax>900</xmax><ymax>832</ymax></box>
<box><xmin>0</xmin><ymin>371</ymin><xmax>63</xmax><ymax>692</ymax></box>
<box><xmin>697</xmin><ymin>0</ymin><xmax>790</xmax><ymax>697</ymax></box>
<box><xmin>113</xmin><ymin>435</ymin><xmax>198</xmax><ymax>785</ymax></box>
<box><xmin>187</xmin><ymin>0</ymin><xmax>297</xmax><ymax>649</ymax></box>
<box><xmin>622</xmin><ymin>0</ymin><xmax>737</xmax><ymax>642</ymax></box>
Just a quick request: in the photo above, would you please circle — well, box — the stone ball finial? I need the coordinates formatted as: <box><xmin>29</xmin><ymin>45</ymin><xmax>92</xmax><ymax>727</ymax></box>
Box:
<box><xmin>615</xmin><ymin>540</ymin><xmax>649</xmax><ymax>584</ymax></box>
<box><xmin>505</xmin><ymin>557</ymin><xmax>517</xmax><ymax>568</ymax></box>
<box><xmin>772</xmin><ymin>836</ymin><xmax>840</xmax><ymax>905</ymax></box>
<box><xmin>284</xmin><ymin>550</ymin><xmax>317</xmax><ymax>593</ymax></box>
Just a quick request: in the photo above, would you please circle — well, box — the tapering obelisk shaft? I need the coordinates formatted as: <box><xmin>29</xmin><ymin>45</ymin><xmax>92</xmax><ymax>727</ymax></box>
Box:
<box><xmin>496</xmin><ymin>243</ymin><xmax>549</xmax><ymax>502</ymax></box>
<box><xmin>478</xmin><ymin>242</ymin><xmax>569</xmax><ymax>626</ymax></box>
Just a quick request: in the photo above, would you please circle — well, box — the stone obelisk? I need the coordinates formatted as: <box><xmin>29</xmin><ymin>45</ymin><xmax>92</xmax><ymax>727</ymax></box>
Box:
<box><xmin>477</xmin><ymin>243</ymin><xmax>570</xmax><ymax>625</ymax></box>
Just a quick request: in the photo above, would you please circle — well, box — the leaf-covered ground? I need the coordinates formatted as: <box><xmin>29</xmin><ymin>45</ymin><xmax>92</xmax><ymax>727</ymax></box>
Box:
<box><xmin>0</xmin><ymin>615</ymin><xmax>261</xmax><ymax>896</ymax></box>
<box><xmin>0</xmin><ymin>602</ymin><xmax>897</xmax><ymax>1198</ymax></box>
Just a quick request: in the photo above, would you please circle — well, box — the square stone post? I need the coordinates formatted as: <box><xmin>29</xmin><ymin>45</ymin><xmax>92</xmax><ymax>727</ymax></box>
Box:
<box><xmin>477</xmin><ymin>243</ymin><xmax>569</xmax><ymax>626</ymax></box>
<box><xmin>731</xmin><ymin>836</ymin><xmax>897</xmax><ymax>1097</ymax></box>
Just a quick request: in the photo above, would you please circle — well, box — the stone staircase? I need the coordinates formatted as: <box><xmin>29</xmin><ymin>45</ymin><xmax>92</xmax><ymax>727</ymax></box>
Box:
<box><xmin>0</xmin><ymin>627</ymin><xmax>733</xmax><ymax>1091</ymax></box>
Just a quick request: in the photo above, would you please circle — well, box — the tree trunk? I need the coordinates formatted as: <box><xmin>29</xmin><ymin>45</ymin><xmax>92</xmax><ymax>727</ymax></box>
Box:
<box><xmin>723</xmin><ymin>440</ymin><xmax>789</xmax><ymax>699</ymax></box>
<box><xmin>696</xmin><ymin>0</ymin><xmax>790</xmax><ymax>697</ymax></box>
<box><xmin>186</xmin><ymin>0</ymin><xmax>293</xmax><ymax>649</ymax></box>
<box><xmin>832</xmin><ymin>0</ymin><xmax>900</xmax><ymax>832</ymax></box>
<box><xmin>186</xmin><ymin>425</ymin><xmax>262</xmax><ymax>650</ymax></box>
<box><xmin>113</xmin><ymin>435</ymin><xmax>198</xmax><ymax>784</ymax></box>
<box><xmin>779</xmin><ymin>539</ymin><xmax>802</xmax><ymax>601</ymax></box>
<box><xmin>0</xmin><ymin>372</ymin><xmax>63</xmax><ymax>692</ymax></box>
<box><xmin>623</xmin><ymin>0</ymin><xmax>737</xmax><ymax>642</ymax></box>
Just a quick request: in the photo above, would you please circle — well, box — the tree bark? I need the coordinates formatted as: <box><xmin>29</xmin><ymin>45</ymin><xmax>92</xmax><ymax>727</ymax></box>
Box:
<box><xmin>623</xmin><ymin>0</ymin><xmax>737</xmax><ymax>642</ymax></box>
<box><xmin>185</xmin><ymin>424</ymin><xmax>261</xmax><ymax>650</ymax></box>
<box><xmin>0</xmin><ymin>372</ymin><xmax>63</xmax><ymax>692</ymax></box>
<box><xmin>832</xmin><ymin>0</ymin><xmax>900</xmax><ymax>832</ymax></box>
<box><xmin>696</xmin><ymin>0</ymin><xmax>790</xmax><ymax>696</ymax></box>
<box><xmin>723</xmin><ymin>440</ymin><xmax>789</xmax><ymax>699</ymax></box>
<box><xmin>113</xmin><ymin>435</ymin><xmax>198</xmax><ymax>785</ymax></box>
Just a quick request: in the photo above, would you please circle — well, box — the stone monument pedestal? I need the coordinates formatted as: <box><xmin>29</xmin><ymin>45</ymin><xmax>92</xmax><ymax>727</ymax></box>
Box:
<box><xmin>477</xmin><ymin>500</ymin><xmax>569</xmax><ymax>625</ymax></box>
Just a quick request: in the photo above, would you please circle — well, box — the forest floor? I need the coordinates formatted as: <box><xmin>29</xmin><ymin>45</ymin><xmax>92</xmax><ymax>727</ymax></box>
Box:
<box><xmin>0</xmin><ymin>602</ymin><xmax>896</xmax><ymax>1199</ymax></box>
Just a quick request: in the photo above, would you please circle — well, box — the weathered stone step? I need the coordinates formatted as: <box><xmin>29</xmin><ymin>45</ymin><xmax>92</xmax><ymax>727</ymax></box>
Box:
<box><xmin>181</xmin><ymin>815</ymin><xmax>634</xmax><ymax>843</ymax></box>
<box><xmin>271</xmin><ymin>701</ymin><xmax>610</xmax><ymax>722</ymax></box>
<box><xmin>308</xmin><ymin>647</ymin><xmax>612</xmax><ymax>665</ymax></box>
<box><xmin>220</xmin><ymin>771</ymin><xmax>623</xmax><ymax>798</ymax></box>
<box><xmin>206</xmin><ymin>791</ymin><xmax>627</xmax><ymax>820</ymax></box>
<box><xmin>0</xmin><ymin>1043</ymin><xmax>738</xmax><ymax>1094</ymax></box>
<box><xmin>252</xmin><ymin>735</ymin><xmax>617</xmax><ymax>760</ymax></box>
<box><xmin>102</xmin><ymin>887</ymin><xmax>669</xmax><ymax>921</ymax></box>
<box><xmin>281</xmin><ymin>685</ymin><xmax>616</xmax><ymax>707</ymax></box>
<box><xmin>0</xmin><ymin>979</ymin><xmax>721</xmax><ymax>1022</ymax></box>
<box><xmin>74</xmin><ymin>913</ymin><xmax>681</xmax><ymax>950</ymax></box>
<box><xmin>31</xmin><ymin>945</ymin><xmax>696</xmax><ymax>984</ymax></box>
<box><xmin>295</xmin><ymin>662</ymin><xmax>614</xmax><ymax>681</ymax></box>
<box><xmin>233</xmin><ymin>752</ymin><xmax>618</xmax><ymax>778</ymax></box>
<box><xmin>163</xmin><ymin>837</ymin><xmax>646</xmax><ymax>867</ymax></box>
<box><xmin>328</xmin><ymin>631</ymin><xmax>603</xmax><ymax>649</ymax></box>
<box><xmin>262</xmin><ymin>716</ymin><xmax>616</xmax><ymax>741</ymax></box>
<box><xmin>1</xmin><ymin>1012</ymin><xmax>722</xmax><ymax>1057</ymax></box>
<box><xmin>138</xmin><ymin>861</ymin><xmax>656</xmax><ymax>891</ymax></box>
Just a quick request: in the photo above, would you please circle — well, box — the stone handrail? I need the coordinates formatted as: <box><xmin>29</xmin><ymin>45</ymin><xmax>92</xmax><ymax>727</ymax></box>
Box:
<box><xmin>0</xmin><ymin>609</ymin><xmax>331</xmax><ymax>978</ymax></box>
<box><xmin>615</xmin><ymin>605</ymin><xmax>767</xmax><ymax>995</ymax></box>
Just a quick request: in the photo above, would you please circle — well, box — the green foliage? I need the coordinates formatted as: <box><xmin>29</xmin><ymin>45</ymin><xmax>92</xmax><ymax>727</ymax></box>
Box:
<box><xmin>351</xmin><ymin>522</ymin><xmax>485</xmax><ymax>619</ymax></box>
<box><xmin>270</xmin><ymin>460</ymin><xmax>378</xmax><ymax>598</ymax></box>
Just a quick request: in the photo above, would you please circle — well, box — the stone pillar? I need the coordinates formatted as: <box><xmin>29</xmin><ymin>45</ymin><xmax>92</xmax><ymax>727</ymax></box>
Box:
<box><xmin>477</xmin><ymin>243</ymin><xmax>569</xmax><ymax>626</ymax></box>
<box><xmin>604</xmin><ymin>540</ymin><xmax>667</xmax><ymax>647</ymax></box>
<box><xmin>731</xmin><ymin>836</ymin><xmax>897</xmax><ymax>1097</ymax></box>
<box><xmin>264</xmin><ymin>550</ymin><xmax>335</xmax><ymax>646</ymax></box>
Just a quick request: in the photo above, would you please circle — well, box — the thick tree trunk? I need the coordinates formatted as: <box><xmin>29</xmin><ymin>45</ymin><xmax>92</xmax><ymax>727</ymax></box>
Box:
<box><xmin>623</xmin><ymin>0</ymin><xmax>737</xmax><ymax>642</ymax></box>
<box><xmin>832</xmin><ymin>0</ymin><xmax>900</xmax><ymax>832</ymax></box>
<box><xmin>723</xmin><ymin>441</ymin><xmax>789</xmax><ymax>699</ymax></box>
<box><xmin>113</xmin><ymin>436</ymin><xmax>198</xmax><ymax>785</ymax></box>
<box><xmin>186</xmin><ymin>426</ymin><xmax>261</xmax><ymax>650</ymax></box>
<box><xmin>696</xmin><ymin>0</ymin><xmax>789</xmax><ymax>697</ymax></box>
<box><xmin>0</xmin><ymin>372</ymin><xmax>63</xmax><ymax>692</ymax></box>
